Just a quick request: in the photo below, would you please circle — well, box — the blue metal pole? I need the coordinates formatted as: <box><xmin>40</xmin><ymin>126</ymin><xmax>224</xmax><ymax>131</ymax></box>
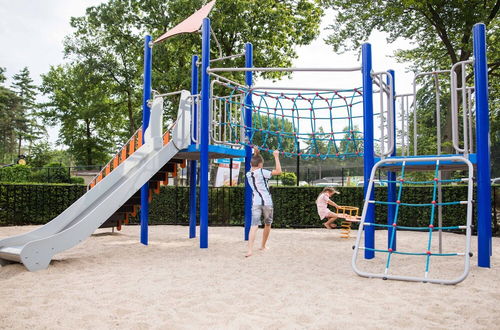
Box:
<box><xmin>244</xmin><ymin>42</ymin><xmax>253</xmax><ymax>241</ymax></box>
<box><xmin>387</xmin><ymin>69</ymin><xmax>397</xmax><ymax>250</ymax></box>
<box><xmin>199</xmin><ymin>18</ymin><xmax>210</xmax><ymax>248</ymax></box>
<box><xmin>362</xmin><ymin>43</ymin><xmax>375</xmax><ymax>259</ymax></box>
<box><xmin>189</xmin><ymin>55</ymin><xmax>199</xmax><ymax>239</ymax></box>
<box><xmin>473</xmin><ymin>23</ymin><xmax>492</xmax><ymax>267</ymax></box>
<box><xmin>140</xmin><ymin>35</ymin><xmax>153</xmax><ymax>245</ymax></box>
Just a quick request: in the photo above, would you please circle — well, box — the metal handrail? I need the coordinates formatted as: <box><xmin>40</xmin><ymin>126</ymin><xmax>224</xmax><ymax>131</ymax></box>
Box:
<box><xmin>87</xmin><ymin>127</ymin><xmax>142</xmax><ymax>190</ymax></box>
<box><xmin>207</xmin><ymin>66</ymin><xmax>362</xmax><ymax>73</ymax></box>
<box><xmin>450</xmin><ymin>60</ymin><xmax>474</xmax><ymax>154</ymax></box>
<box><xmin>371</xmin><ymin>71</ymin><xmax>395</xmax><ymax>157</ymax></box>
<box><xmin>88</xmin><ymin>90</ymin><xmax>191</xmax><ymax>190</ymax></box>
<box><xmin>210</xmin><ymin>79</ymin><xmax>245</xmax><ymax>147</ymax></box>
<box><xmin>411</xmin><ymin>70</ymin><xmax>451</xmax><ymax>156</ymax></box>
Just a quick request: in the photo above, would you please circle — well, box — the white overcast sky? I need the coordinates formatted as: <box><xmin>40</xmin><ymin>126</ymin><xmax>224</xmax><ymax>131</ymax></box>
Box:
<box><xmin>0</xmin><ymin>1</ymin><xmax>416</xmax><ymax>145</ymax></box>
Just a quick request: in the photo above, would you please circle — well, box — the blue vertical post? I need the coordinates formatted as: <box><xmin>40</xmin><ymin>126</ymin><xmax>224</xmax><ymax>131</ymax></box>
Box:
<box><xmin>199</xmin><ymin>18</ymin><xmax>210</xmax><ymax>248</ymax></box>
<box><xmin>140</xmin><ymin>35</ymin><xmax>153</xmax><ymax>245</ymax></box>
<box><xmin>189</xmin><ymin>55</ymin><xmax>199</xmax><ymax>239</ymax></box>
<box><xmin>473</xmin><ymin>23</ymin><xmax>492</xmax><ymax>267</ymax></box>
<box><xmin>362</xmin><ymin>43</ymin><xmax>375</xmax><ymax>259</ymax></box>
<box><xmin>387</xmin><ymin>70</ymin><xmax>397</xmax><ymax>250</ymax></box>
<box><xmin>244</xmin><ymin>42</ymin><xmax>253</xmax><ymax>241</ymax></box>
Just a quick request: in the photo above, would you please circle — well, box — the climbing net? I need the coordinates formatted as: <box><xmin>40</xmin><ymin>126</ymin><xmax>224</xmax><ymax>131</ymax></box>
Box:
<box><xmin>353</xmin><ymin>158</ymin><xmax>473</xmax><ymax>284</ymax></box>
<box><xmin>212</xmin><ymin>83</ymin><xmax>367</xmax><ymax>159</ymax></box>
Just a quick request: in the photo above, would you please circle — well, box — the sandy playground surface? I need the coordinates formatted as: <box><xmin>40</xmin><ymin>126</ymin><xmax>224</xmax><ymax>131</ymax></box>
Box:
<box><xmin>0</xmin><ymin>225</ymin><xmax>499</xmax><ymax>329</ymax></box>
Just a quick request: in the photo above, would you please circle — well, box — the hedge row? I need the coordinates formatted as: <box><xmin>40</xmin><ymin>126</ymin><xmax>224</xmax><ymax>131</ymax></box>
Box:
<box><xmin>1</xmin><ymin>184</ymin><xmax>498</xmax><ymax>235</ymax></box>
<box><xmin>0</xmin><ymin>164</ymin><xmax>84</xmax><ymax>184</ymax></box>
<box><xmin>0</xmin><ymin>183</ymin><xmax>86</xmax><ymax>226</ymax></box>
<box><xmin>132</xmin><ymin>185</ymin><xmax>497</xmax><ymax>233</ymax></box>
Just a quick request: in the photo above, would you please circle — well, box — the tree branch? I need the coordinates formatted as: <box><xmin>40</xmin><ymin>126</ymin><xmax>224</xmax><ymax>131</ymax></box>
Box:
<box><xmin>423</xmin><ymin>3</ymin><xmax>459</xmax><ymax>63</ymax></box>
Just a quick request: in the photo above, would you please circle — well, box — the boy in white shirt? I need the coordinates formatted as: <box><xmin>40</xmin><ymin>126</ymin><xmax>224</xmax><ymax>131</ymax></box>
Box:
<box><xmin>245</xmin><ymin>147</ymin><xmax>282</xmax><ymax>257</ymax></box>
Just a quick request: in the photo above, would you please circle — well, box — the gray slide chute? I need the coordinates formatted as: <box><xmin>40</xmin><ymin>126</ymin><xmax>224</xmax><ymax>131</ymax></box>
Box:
<box><xmin>0</xmin><ymin>91</ymin><xmax>192</xmax><ymax>271</ymax></box>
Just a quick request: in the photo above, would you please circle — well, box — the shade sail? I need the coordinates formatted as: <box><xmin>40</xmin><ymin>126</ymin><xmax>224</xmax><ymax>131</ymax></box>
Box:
<box><xmin>154</xmin><ymin>0</ymin><xmax>216</xmax><ymax>44</ymax></box>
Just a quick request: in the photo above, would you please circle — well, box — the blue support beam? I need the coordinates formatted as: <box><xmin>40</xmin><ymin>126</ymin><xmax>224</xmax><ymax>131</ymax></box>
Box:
<box><xmin>199</xmin><ymin>18</ymin><xmax>210</xmax><ymax>248</ymax></box>
<box><xmin>189</xmin><ymin>55</ymin><xmax>199</xmax><ymax>239</ymax></box>
<box><xmin>140</xmin><ymin>35</ymin><xmax>152</xmax><ymax>245</ymax></box>
<box><xmin>362</xmin><ymin>43</ymin><xmax>375</xmax><ymax>259</ymax></box>
<box><xmin>387</xmin><ymin>70</ymin><xmax>397</xmax><ymax>250</ymax></box>
<box><xmin>244</xmin><ymin>42</ymin><xmax>253</xmax><ymax>241</ymax></box>
<box><xmin>473</xmin><ymin>23</ymin><xmax>492</xmax><ymax>267</ymax></box>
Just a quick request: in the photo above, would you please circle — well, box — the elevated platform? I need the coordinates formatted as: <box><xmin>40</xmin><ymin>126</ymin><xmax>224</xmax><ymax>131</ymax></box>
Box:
<box><xmin>175</xmin><ymin>144</ymin><xmax>246</xmax><ymax>160</ymax></box>
<box><xmin>375</xmin><ymin>153</ymin><xmax>476</xmax><ymax>171</ymax></box>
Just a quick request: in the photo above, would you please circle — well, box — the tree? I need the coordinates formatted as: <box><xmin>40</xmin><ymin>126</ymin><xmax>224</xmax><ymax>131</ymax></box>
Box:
<box><xmin>0</xmin><ymin>67</ymin><xmax>23</xmax><ymax>163</ymax></box>
<box><xmin>64</xmin><ymin>0</ymin><xmax>324</xmax><ymax>135</ymax></box>
<box><xmin>322</xmin><ymin>1</ymin><xmax>500</xmax><ymax>156</ymax></box>
<box><xmin>40</xmin><ymin>63</ymin><xmax>125</xmax><ymax>165</ymax></box>
<box><xmin>10</xmin><ymin>67</ymin><xmax>45</xmax><ymax>155</ymax></box>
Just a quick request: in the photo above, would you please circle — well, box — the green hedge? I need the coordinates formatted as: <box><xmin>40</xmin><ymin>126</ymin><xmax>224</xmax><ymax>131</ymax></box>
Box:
<box><xmin>1</xmin><ymin>184</ymin><xmax>498</xmax><ymax>235</ymax></box>
<box><xmin>0</xmin><ymin>164</ymin><xmax>77</xmax><ymax>183</ymax></box>
<box><xmin>0</xmin><ymin>183</ymin><xmax>86</xmax><ymax>226</ymax></box>
<box><xmin>134</xmin><ymin>185</ymin><xmax>492</xmax><ymax>232</ymax></box>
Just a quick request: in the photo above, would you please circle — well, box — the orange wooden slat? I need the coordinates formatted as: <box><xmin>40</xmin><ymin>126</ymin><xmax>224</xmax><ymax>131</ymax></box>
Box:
<box><xmin>129</xmin><ymin>138</ymin><xmax>135</xmax><ymax>154</ymax></box>
<box><xmin>163</xmin><ymin>132</ymin><xmax>170</xmax><ymax>145</ymax></box>
<box><xmin>97</xmin><ymin>173</ymin><xmax>103</xmax><ymax>183</ymax></box>
<box><xmin>104</xmin><ymin>164</ymin><xmax>111</xmax><ymax>176</ymax></box>
<box><xmin>148</xmin><ymin>189</ymin><xmax>153</xmax><ymax>203</ymax></box>
<box><xmin>154</xmin><ymin>181</ymin><xmax>161</xmax><ymax>194</ymax></box>
<box><xmin>121</xmin><ymin>147</ymin><xmax>127</xmax><ymax>162</ymax></box>
<box><xmin>137</xmin><ymin>129</ymin><xmax>143</xmax><ymax>147</ymax></box>
<box><xmin>172</xmin><ymin>164</ymin><xmax>178</xmax><ymax>178</ymax></box>
<box><xmin>180</xmin><ymin>160</ymin><xmax>187</xmax><ymax>169</ymax></box>
<box><xmin>112</xmin><ymin>155</ymin><xmax>119</xmax><ymax>170</ymax></box>
<box><xmin>124</xmin><ymin>213</ymin><xmax>129</xmax><ymax>225</ymax></box>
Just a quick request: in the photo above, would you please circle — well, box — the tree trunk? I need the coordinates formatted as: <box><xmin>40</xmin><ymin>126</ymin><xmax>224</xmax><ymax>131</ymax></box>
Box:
<box><xmin>127</xmin><ymin>90</ymin><xmax>135</xmax><ymax>136</ymax></box>
<box><xmin>86</xmin><ymin>119</ymin><xmax>92</xmax><ymax>166</ymax></box>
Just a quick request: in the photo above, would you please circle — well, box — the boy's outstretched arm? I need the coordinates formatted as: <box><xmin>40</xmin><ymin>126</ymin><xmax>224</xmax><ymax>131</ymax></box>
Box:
<box><xmin>271</xmin><ymin>150</ymin><xmax>282</xmax><ymax>176</ymax></box>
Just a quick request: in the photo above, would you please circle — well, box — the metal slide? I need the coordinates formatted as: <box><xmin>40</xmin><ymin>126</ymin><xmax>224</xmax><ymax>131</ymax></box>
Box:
<box><xmin>0</xmin><ymin>91</ymin><xmax>191</xmax><ymax>271</ymax></box>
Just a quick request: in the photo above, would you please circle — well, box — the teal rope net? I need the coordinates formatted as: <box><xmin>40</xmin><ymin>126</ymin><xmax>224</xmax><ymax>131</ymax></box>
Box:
<box><xmin>361</xmin><ymin>160</ymin><xmax>468</xmax><ymax>277</ymax></box>
<box><xmin>218</xmin><ymin>84</ymin><xmax>365</xmax><ymax>159</ymax></box>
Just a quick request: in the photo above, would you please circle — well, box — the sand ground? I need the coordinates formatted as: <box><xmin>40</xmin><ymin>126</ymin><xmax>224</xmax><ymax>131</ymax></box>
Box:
<box><xmin>0</xmin><ymin>225</ymin><xmax>499</xmax><ymax>329</ymax></box>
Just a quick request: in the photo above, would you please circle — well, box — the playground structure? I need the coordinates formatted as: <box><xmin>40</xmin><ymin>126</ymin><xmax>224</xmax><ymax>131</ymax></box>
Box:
<box><xmin>0</xmin><ymin>1</ymin><xmax>492</xmax><ymax>283</ymax></box>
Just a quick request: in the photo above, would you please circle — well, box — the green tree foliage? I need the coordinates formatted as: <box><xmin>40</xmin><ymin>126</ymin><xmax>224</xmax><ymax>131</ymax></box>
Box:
<box><xmin>250</xmin><ymin>112</ymin><xmax>296</xmax><ymax>160</ymax></box>
<box><xmin>0</xmin><ymin>67</ymin><xmax>23</xmax><ymax>163</ymax></box>
<box><xmin>40</xmin><ymin>63</ymin><xmax>124</xmax><ymax>165</ymax></box>
<box><xmin>322</xmin><ymin>0</ymin><xmax>499</xmax><ymax>157</ymax></box>
<box><xmin>10</xmin><ymin>67</ymin><xmax>46</xmax><ymax>155</ymax></box>
<box><xmin>277</xmin><ymin>171</ymin><xmax>297</xmax><ymax>185</ymax></box>
<box><xmin>62</xmin><ymin>0</ymin><xmax>324</xmax><ymax>139</ymax></box>
<box><xmin>27</xmin><ymin>141</ymin><xmax>75</xmax><ymax>168</ymax></box>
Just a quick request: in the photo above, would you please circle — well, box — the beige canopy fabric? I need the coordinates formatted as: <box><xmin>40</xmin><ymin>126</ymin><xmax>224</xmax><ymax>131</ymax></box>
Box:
<box><xmin>154</xmin><ymin>0</ymin><xmax>216</xmax><ymax>44</ymax></box>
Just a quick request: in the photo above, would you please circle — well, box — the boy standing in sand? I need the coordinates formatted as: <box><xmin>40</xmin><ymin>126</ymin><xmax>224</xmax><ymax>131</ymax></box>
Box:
<box><xmin>245</xmin><ymin>147</ymin><xmax>282</xmax><ymax>257</ymax></box>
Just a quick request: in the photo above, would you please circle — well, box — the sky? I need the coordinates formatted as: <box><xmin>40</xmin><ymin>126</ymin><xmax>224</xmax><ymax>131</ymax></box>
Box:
<box><xmin>0</xmin><ymin>1</ymin><xmax>416</xmax><ymax>146</ymax></box>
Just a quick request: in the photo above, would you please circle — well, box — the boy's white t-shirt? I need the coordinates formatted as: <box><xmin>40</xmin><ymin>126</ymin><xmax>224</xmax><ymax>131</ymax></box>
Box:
<box><xmin>246</xmin><ymin>168</ymin><xmax>273</xmax><ymax>206</ymax></box>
